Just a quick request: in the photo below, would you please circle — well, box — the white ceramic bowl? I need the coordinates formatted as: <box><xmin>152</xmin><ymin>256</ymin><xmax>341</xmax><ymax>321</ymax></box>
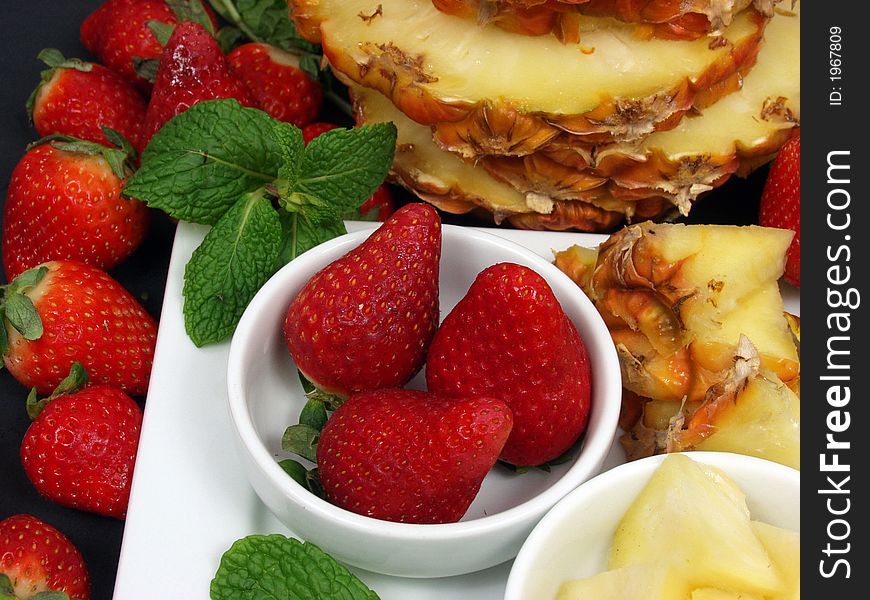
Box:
<box><xmin>505</xmin><ymin>452</ymin><xmax>800</xmax><ymax>600</ymax></box>
<box><xmin>226</xmin><ymin>223</ymin><xmax>622</xmax><ymax>578</ymax></box>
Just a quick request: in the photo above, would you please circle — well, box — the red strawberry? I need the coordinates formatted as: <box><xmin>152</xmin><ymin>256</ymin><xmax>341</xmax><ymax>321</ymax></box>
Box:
<box><xmin>759</xmin><ymin>135</ymin><xmax>800</xmax><ymax>287</ymax></box>
<box><xmin>426</xmin><ymin>262</ymin><xmax>593</xmax><ymax>467</ymax></box>
<box><xmin>80</xmin><ymin>0</ymin><xmax>218</xmax><ymax>92</ymax></box>
<box><xmin>317</xmin><ymin>388</ymin><xmax>512</xmax><ymax>523</ymax></box>
<box><xmin>301</xmin><ymin>121</ymin><xmax>396</xmax><ymax>221</ymax></box>
<box><xmin>228</xmin><ymin>42</ymin><xmax>322</xmax><ymax>126</ymax></box>
<box><xmin>2</xmin><ymin>138</ymin><xmax>150</xmax><ymax>281</ymax></box>
<box><xmin>283</xmin><ymin>203</ymin><xmax>441</xmax><ymax>399</ymax></box>
<box><xmin>0</xmin><ymin>514</ymin><xmax>90</xmax><ymax>599</ymax></box>
<box><xmin>301</xmin><ymin>121</ymin><xmax>340</xmax><ymax>144</ymax></box>
<box><xmin>27</xmin><ymin>49</ymin><xmax>147</xmax><ymax>152</ymax></box>
<box><xmin>0</xmin><ymin>261</ymin><xmax>157</xmax><ymax>396</ymax></box>
<box><xmin>141</xmin><ymin>20</ymin><xmax>258</xmax><ymax>147</ymax></box>
<box><xmin>20</xmin><ymin>363</ymin><xmax>143</xmax><ymax>519</ymax></box>
<box><xmin>357</xmin><ymin>183</ymin><xmax>396</xmax><ymax>221</ymax></box>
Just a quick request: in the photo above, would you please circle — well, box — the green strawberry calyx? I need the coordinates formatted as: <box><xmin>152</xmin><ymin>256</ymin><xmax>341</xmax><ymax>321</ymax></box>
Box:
<box><xmin>25</xmin><ymin>48</ymin><xmax>94</xmax><ymax>122</ymax></box>
<box><xmin>0</xmin><ymin>265</ymin><xmax>49</xmax><ymax>358</ymax></box>
<box><xmin>25</xmin><ymin>362</ymin><xmax>90</xmax><ymax>421</ymax></box>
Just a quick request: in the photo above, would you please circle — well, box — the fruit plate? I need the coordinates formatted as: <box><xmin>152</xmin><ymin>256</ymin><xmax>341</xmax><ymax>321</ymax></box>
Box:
<box><xmin>113</xmin><ymin>221</ymin><xmax>799</xmax><ymax>599</ymax></box>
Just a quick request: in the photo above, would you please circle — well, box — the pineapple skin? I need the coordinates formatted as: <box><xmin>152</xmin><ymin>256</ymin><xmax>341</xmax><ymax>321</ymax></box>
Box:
<box><xmin>434</xmin><ymin>0</ymin><xmax>770</xmax><ymax>42</ymax></box>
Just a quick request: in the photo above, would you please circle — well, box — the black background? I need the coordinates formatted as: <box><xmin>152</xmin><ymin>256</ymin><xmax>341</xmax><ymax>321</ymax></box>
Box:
<box><xmin>0</xmin><ymin>1</ymin><xmax>779</xmax><ymax>598</ymax></box>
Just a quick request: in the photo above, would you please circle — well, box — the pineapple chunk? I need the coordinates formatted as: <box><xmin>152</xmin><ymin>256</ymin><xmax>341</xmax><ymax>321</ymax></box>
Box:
<box><xmin>556</xmin><ymin>562</ymin><xmax>691</xmax><ymax>600</ymax></box>
<box><xmin>609</xmin><ymin>455</ymin><xmax>785</xmax><ymax>596</ymax></box>
<box><xmin>751</xmin><ymin>521</ymin><xmax>800</xmax><ymax>600</ymax></box>
<box><xmin>691</xmin><ymin>589</ymin><xmax>763</xmax><ymax>600</ymax></box>
<box><xmin>291</xmin><ymin>0</ymin><xmax>768</xmax><ymax>156</ymax></box>
<box><xmin>561</xmin><ymin>222</ymin><xmax>799</xmax><ymax>403</ymax></box>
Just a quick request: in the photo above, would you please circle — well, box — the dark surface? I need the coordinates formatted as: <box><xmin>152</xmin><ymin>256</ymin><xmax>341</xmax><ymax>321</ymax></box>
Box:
<box><xmin>0</xmin><ymin>2</ymin><xmax>765</xmax><ymax>598</ymax></box>
<box><xmin>1</xmin><ymin>2</ymin><xmax>175</xmax><ymax>599</ymax></box>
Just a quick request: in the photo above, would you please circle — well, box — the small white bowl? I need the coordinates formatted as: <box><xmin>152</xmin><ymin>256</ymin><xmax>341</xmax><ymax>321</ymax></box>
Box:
<box><xmin>226</xmin><ymin>223</ymin><xmax>622</xmax><ymax>578</ymax></box>
<box><xmin>505</xmin><ymin>452</ymin><xmax>800</xmax><ymax>600</ymax></box>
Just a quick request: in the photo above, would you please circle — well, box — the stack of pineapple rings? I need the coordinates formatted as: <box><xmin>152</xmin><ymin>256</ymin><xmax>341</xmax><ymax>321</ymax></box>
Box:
<box><xmin>288</xmin><ymin>0</ymin><xmax>799</xmax><ymax>231</ymax></box>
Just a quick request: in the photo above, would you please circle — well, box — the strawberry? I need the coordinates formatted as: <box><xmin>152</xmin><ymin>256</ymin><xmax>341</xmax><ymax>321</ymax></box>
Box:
<box><xmin>301</xmin><ymin>121</ymin><xmax>341</xmax><ymax>145</ymax></box>
<box><xmin>0</xmin><ymin>261</ymin><xmax>157</xmax><ymax>396</ymax></box>
<box><xmin>317</xmin><ymin>388</ymin><xmax>512</xmax><ymax>523</ymax></box>
<box><xmin>759</xmin><ymin>135</ymin><xmax>800</xmax><ymax>287</ymax></box>
<box><xmin>141</xmin><ymin>20</ymin><xmax>258</xmax><ymax>148</ymax></box>
<box><xmin>20</xmin><ymin>363</ymin><xmax>143</xmax><ymax>519</ymax></box>
<box><xmin>228</xmin><ymin>42</ymin><xmax>322</xmax><ymax>127</ymax></box>
<box><xmin>283</xmin><ymin>203</ymin><xmax>441</xmax><ymax>399</ymax></box>
<box><xmin>426</xmin><ymin>262</ymin><xmax>593</xmax><ymax>467</ymax></box>
<box><xmin>0</xmin><ymin>514</ymin><xmax>90</xmax><ymax>599</ymax></box>
<box><xmin>80</xmin><ymin>0</ymin><xmax>218</xmax><ymax>92</ymax></box>
<box><xmin>27</xmin><ymin>49</ymin><xmax>147</xmax><ymax>152</ymax></box>
<box><xmin>301</xmin><ymin>121</ymin><xmax>397</xmax><ymax>221</ymax></box>
<box><xmin>2</xmin><ymin>137</ymin><xmax>150</xmax><ymax>281</ymax></box>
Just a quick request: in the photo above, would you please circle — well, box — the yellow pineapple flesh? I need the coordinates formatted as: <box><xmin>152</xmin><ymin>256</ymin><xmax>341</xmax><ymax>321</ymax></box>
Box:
<box><xmin>609</xmin><ymin>455</ymin><xmax>785</xmax><ymax>596</ymax></box>
<box><xmin>556</xmin><ymin>562</ymin><xmax>691</xmax><ymax>600</ymax></box>
<box><xmin>751</xmin><ymin>521</ymin><xmax>800</xmax><ymax>600</ymax></box>
<box><xmin>290</xmin><ymin>0</ymin><xmax>768</xmax><ymax>156</ymax></box>
<box><xmin>691</xmin><ymin>589</ymin><xmax>763</xmax><ymax>600</ymax></box>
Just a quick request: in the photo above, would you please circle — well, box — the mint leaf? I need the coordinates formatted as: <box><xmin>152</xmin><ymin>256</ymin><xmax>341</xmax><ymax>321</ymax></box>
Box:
<box><xmin>124</xmin><ymin>100</ymin><xmax>281</xmax><ymax>225</ymax></box>
<box><xmin>274</xmin><ymin>121</ymin><xmax>305</xmax><ymax>195</ymax></box>
<box><xmin>183</xmin><ymin>190</ymin><xmax>282</xmax><ymax>346</ymax></box>
<box><xmin>296</xmin><ymin>123</ymin><xmax>397</xmax><ymax>214</ymax></box>
<box><xmin>210</xmin><ymin>535</ymin><xmax>380</xmax><ymax>600</ymax></box>
<box><xmin>276</xmin><ymin>213</ymin><xmax>347</xmax><ymax>267</ymax></box>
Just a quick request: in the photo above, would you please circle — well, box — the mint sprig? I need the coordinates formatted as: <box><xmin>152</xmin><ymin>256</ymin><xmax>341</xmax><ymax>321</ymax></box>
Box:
<box><xmin>211</xmin><ymin>535</ymin><xmax>380</xmax><ymax>600</ymax></box>
<box><xmin>123</xmin><ymin>99</ymin><xmax>396</xmax><ymax>345</ymax></box>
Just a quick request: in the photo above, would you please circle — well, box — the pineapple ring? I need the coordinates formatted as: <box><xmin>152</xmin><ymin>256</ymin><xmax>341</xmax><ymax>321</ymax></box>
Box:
<box><xmin>290</xmin><ymin>0</ymin><xmax>768</xmax><ymax>157</ymax></box>
<box><xmin>479</xmin><ymin>3</ymin><xmax>800</xmax><ymax>217</ymax></box>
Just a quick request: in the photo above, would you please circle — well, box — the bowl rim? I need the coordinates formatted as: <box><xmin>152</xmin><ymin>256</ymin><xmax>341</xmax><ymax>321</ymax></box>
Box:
<box><xmin>226</xmin><ymin>224</ymin><xmax>623</xmax><ymax>542</ymax></box>
<box><xmin>504</xmin><ymin>451</ymin><xmax>801</xmax><ymax>596</ymax></box>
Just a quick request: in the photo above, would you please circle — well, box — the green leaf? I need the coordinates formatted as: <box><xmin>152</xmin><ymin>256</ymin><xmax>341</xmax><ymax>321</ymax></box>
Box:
<box><xmin>28</xmin><ymin>592</ymin><xmax>69</xmax><ymax>600</ymax></box>
<box><xmin>281</xmin><ymin>423</ymin><xmax>321</xmax><ymax>463</ymax></box>
<box><xmin>145</xmin><ymin>20</ymin><xmax>176</xmax><ymax>46</ymax></box>
<box><xmin>182</xmin><ymin>190</ymin><xmax>282</xmax><ymax>346</ymax></box>
<box><xmin>0</xmin><ymin>309</ymin><xmax>8</xmax><ymax>357</ymax></box>
<box><xmin>0</xmin><ymin>573</ymin><xmax>14</xmax><ymax>595</ymax></box>
<box><xmin>276</xmin><ymin>213</ymin><xmax>347</xmax><ymax>267</ymax></box>
<box><xmin>278</xmin><ymin>459</ymin><xmax>309</xmax><ymax>488</ymax></box>
<box><xmin>124</xmin><ymin>99</ymin><xmax>282</xmax><ymax>225</ymax></box>
<box><xmin>8</xmin><ymin>265</ymin><xmax>48</xmax><ymax>291</ymax></box>
<box><xmin>295</xmin><ymin>123</ymin><xmax>397</xmax><ymax>215</ymax></box>
<box><xmin>273</xmin><ymin>121</ymin><xmax>305</xmax><ymax>193</ymax></box>
<box><xmin>210</xmin><ymin>535</ymin><xmax>380</xmax><ymax>600</ymax></box>
<box><xmin>4</xmin><ymin>293</ymin><xmax>42</xmax><ymax>341</ymax></box>
<box><xmin>299</xmin><ymin>398</ymin><xmax>328</xmax><ymax>431</ymax></box>
<box><xmin>27</xmin><ymin>362</ymin><xmax>89</xmax><ymax>420</ymax></box>
<box><xmin>166</xmin><ymin>0</ymin><xmax>216</xmax><ymax>34</ymax></box>
<box><xmin>207</xmin><ymin>0</ymin><xmax>319</xmax><ymax>54</ymax></box>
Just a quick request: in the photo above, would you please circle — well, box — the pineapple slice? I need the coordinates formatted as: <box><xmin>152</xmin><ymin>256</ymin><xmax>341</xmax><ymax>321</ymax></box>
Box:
<box><xmin>556</xmin><ymin>562</ymin><xmax>691</xmax><ymax>600</ymax></box>
<box><xmin>556</xmin><ymin>222</ymin><xmax>799</xmax><ymax>402</ymax></box>
<box><xmin>352</xmin><ymin>83</ymin><xmax>629</xmax><ymax>231</ymax></box>
<box><xmin>751</xmin><ymin>521</ymin><xmax>800</xmax><ymax>600</ymax></box>
<box><xmin>290</xmin><ymin>0</ymin><xmax>768</xmax><ymax>156</ymax></box>
<box><xmin>496</xmin><ymin>2</ymin><xmax>800</xmax><ymax>217</ymax></box>
<box><xmin>691</xmin><ymin>589</ymin><xmax>762</xmax><ymax>600</ymax></box>
<box><xmin>609</xmin><ymin>455</ymin><xmax>785</xmax><ymax>596</ymax></box>
<box><xmin>434</xmin><ymin>0</ymin><xmax>774</xmax><ymax>43</ymax></box>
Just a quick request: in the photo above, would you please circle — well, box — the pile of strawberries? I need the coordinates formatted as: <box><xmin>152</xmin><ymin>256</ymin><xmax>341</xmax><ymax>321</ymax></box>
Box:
<box><xmin>282</xmin><ymin>203</ymin><xmax>594</xmax><ymax>524</ymax></box>
<box><xmin>0</xmin><ymin>1</ymin><xmax>375</xmax><ymax>597</ymax></box>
